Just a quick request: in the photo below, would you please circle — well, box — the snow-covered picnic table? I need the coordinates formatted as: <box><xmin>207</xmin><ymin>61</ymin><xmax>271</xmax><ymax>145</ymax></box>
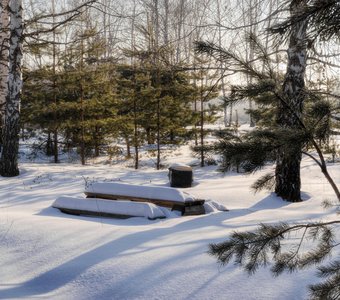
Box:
<box><xmin>53</xmin><ymin>182</ymin><xmax>208</xmax><ymax>219</ymax></box>
<box><xmin>84</xmin><ymin>182</ymin><xmax>205</xmax><ymax>215</ymax></box>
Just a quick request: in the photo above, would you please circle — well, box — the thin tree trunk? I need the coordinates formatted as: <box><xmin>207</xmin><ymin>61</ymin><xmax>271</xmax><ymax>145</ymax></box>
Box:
<box><xmin>1</xmin><ymin>0</ymin><xmax>23</xmax><ymax>177</ymax></box>
<box><xmin>200</xmin><ymin>76</ymin><xmax>204</xmax><ymax>167</ymax></box>
<box><xmin>176</xmin><ymin>0</ymin><xmax>185</xmax><ymax>63</ymax></box>
<box><xmin>52</xmin><ymin>0</ymin><xmax>59</xmax><ymax>163</ymax></box>
<box><xmin>94</xmin><ymin>126</ymin><xmax>100</xmax><ymax>157</ymax></box>
<box><xmin>46</xmin><ymin>131</ymin><xmax>53</xmax><ymax>156</ymax></box>
<box><xmin>223</xmin><ymin>105</ymin><xmax>228</xmax><ymax>127</ymax></box>
<box><xmin>163</xmin><ymin>0</ymin><xmax>169</xmax><ymax>46</ymax></box>
<box><xmin>133</xmin><ymin>89</ymin><xmax>139</xmax><ymax>169</ymax></box>
<box><xmin>229</xmin><ymin>103</ymin><xmax>233</xmax><ymax>126</ymax></box>
<box><xmin>80</xmin><ymin>38</ymin><xmax>85</xmax><ymax>166</ymax></box>
<box><xmin>275</xmin><ymin>0</ymin><xmax>308</xmax><ymax>202</ymax></box>
<box><xmin>152</xmin><ymin>0</ymin><xmax>161</xmax><ymax>170</ymax></box>
<box><xmin>102</xmin><ymin>0</ymin><xmax>107</xmax><ymax>58</ymax></box>
<box><xmin>193</xmin><ymin>57</ymin><xmax>198</xmax><ymax>145</ymax></box>
<box><xmin>125</xmin><ymin>135</ymin><xmax>131</xmax><ymax>158</ymax></box>
<box><xmin>216</xmin><ymin>0</ymin><xmax>228</xmax><ymax>127</ymax></box>
<box><xmin>131</xmin><ymin>0</ymin><xmax>139</xmax><ymax>169</ymax></box>
<box><xmin>242</xmin><ymin>0</ymin><xmax>256</xmax><ymax>127</ymax></box>
<box><xmin>156</xmin><ymin>96</ymin><xmax>161</xmax><ymax>169</ymax></box>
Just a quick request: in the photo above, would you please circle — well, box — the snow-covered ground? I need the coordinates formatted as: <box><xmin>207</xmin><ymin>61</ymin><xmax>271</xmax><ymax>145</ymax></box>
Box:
<box><xmin>0</xmin><ymin>144</ymin><xmax>339</xmax><ymax>300</ymax></box>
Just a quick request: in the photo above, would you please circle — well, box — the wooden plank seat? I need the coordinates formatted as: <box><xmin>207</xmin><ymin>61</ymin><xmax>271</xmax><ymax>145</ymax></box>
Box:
<box><xmin>84</xmin><ymin>182</ymin><xmax>205</xmax><ymax>216</ymax></box>
<box><xmin>57</xmin><ymin>207</ymin><xmax>133</xmax><ymax>219</ymax></box>
<box><xmin>53</xmin><ymin>196</ymin><xmax>167</xmax><ymax>220</ymax></box>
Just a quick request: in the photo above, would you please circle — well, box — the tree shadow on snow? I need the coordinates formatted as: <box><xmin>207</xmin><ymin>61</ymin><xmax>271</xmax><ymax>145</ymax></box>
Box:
<box><xmin>0</xmin><ymin>191</ymin><xmax>317</xmax><ymax>299</ymax></box>
<box><xmin>0</xmin><ymin>206</ymin><xmax>262</xmax><ymax>299</ymax></box>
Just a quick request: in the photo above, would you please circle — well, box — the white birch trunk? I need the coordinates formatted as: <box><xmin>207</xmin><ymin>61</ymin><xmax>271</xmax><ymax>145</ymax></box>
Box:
<box><xmin>0</xmin><ymin>0</ymin><xmax>9</xmax><ymax>139</ymax></box>
<box><xmin>275</xmin><ymin>0</ymin><xmax>308</xmax><ymax>201</ymax></box>
<box><xmin>52</xmin><ymin>0</ymin><xmax>59</xmax><ymax>163</ymax></box>
<box><xmin>175</xmin><ymin>0</ymin><xmax>185</xmax><ymax>64</ymax></box>
<box><xmin>216</xmin><ymin>0</ymin><xmax>228</xmax><ymax>127</ymax></box>
<box><xmin>1</xmin><ymin>0</ymin><xmax>23</xmax><ymax>176</ymax></box>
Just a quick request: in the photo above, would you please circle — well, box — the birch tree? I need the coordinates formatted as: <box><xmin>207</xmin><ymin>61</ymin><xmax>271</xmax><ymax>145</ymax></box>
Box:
<box><xmin>274</xmin><ymin>0</ymin><xmax>308</xmax><ymax>202</ymax></box>
<box><xmin>1</xmin><ymin>0</ymin><xmax>23</xmax><ymax>177</ymax></box>
<box><xmin>1</xmin><ymin>0</ymin><xmax>97</xmax><ymax>174</ymax></box>
<box><xmin>0</xmin><ymin>0</ymin><xmax>9</xmax><ymax>143</ymax></box>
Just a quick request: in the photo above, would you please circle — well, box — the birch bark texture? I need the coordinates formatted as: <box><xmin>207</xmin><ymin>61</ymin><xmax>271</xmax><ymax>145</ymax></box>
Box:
<box><xmin>0</xmin><ymin>0</ymin><xmax>9</xmax><ymax>134</ymax></box>
<box><xmin>1</xmin><ymin>0</ymin><xmax>23</xmax><ymax>177</ymax></box>
<box><xmin>275</xmin><ymin>0</ymin><xmax>308</xmax><ymax>202</ymax></box>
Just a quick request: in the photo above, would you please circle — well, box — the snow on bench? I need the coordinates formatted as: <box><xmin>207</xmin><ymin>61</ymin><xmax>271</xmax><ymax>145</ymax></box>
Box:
<box><xmin>85</xmin><ymin>182</ymin><xmax>196</xmax><ymax>203</ymax></box>
<box><xmin>53</xmin><ymin>196</ymin><xmax>166</xmax><ymax>220</ymax></box>
<box><xmin>84</xmin><ymin>182</ymin><xmax>205</xmax><ymax>215</ymax></box>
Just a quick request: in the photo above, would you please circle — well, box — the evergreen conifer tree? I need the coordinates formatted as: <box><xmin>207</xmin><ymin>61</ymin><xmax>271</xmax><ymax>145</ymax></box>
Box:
<box><xmin>204</xmin><ymin>1</ymin><xmax>340</xmax><ymax>298</ymax></box>
<box><xmin>22</xmin><ymin>27</ymin><xmax>118</xmax><ymax>164</ymax></box>
<box><xmin>195</xmin><ymin>23</ymin><xmax>339</xmax><ymax>203</ymax></box>
<box><xmin>117</xmin><ymin>49</ymin><xmax>197</xmax><ymax>169</ymax></box>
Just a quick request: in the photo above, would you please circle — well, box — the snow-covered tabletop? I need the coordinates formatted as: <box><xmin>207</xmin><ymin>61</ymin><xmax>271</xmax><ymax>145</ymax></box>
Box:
<box><xmin>85</xmin><ymin>182</ymin><xmax>197</xmax><ymax>203</ymax></box>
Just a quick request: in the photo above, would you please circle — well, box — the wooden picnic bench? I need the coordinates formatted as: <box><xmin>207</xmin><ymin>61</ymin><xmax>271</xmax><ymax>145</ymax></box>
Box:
<box><xmin>84</xmin><ymin>182</ymin><xmax>205</xmax><ymax>216</ymax></box>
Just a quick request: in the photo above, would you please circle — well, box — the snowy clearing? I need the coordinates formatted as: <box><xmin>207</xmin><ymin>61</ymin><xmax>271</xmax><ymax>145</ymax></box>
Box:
<box><xmin>0</xmin><ymin>151</ymin><xmax>339</xmax><ymax>300</ymax></box>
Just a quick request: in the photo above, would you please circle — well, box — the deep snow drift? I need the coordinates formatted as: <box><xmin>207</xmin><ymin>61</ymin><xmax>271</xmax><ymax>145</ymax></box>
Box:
<box><xmin>0</xmin><ymin>145</ymin><xmax>339</xmax><ymax>300</ymax></box>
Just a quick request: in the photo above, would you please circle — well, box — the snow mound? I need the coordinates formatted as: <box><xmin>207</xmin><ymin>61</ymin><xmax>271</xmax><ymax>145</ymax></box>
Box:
<box><xmin>204</xmin><ymin>200</ymin><xmax>228</xmax><ymax>213</ymax></box>
<box><xmin>168</xmin><ymin>163</ymin><xmax>192</xmax><ymax>170</ymax></box>
<box><xmin>85</xmin><ymin>182</ymin><xmax>196</xmax><ymax>203</ymax></box>
<box><xmin>52</xmin><ymin>196</ymin><xmax>166</xmax><ymax>220</ymax></box>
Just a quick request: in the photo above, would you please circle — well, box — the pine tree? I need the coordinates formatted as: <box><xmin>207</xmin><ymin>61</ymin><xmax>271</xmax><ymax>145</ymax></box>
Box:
<box><xmin>205</xmin><ymin>1</ymin><xmax>340</xmax><ymax>298</ymax></box>
<box><xmin>116</xmin><ymin>62</ymin><xmax>155</xmax><ymax>169</ymax></box>
<box><xmin>22</xmin><ymin>28</ymin><xmax>118</xmax><ymax>164</ymax></box>
<box><xmin>21</xmin><ymin>67</ymin><xmax>57</xmax><ymax>156</ymax></box>
<box><xmin>117</xmin><ymin>49</ymin><xmax>197</xmax><ymax>169</ymax></box>
<box><xmin>191</xmin><ymin>59</ymin><xmax>219</xmax><ymax>167</ymax></box>
<box><xmin>196</xmin><ymin>32</ymin><xmax>340</xmax><ymax>201</ymax></box>
<box><xmin>195</xmin><ymin>25</ymin><xmax>339</xmax><ymax>203</ymax></box>
<box><xmin>57</xmin><ymin>30</ymin><xmax>118</xmax><ymax>164</ymax></box>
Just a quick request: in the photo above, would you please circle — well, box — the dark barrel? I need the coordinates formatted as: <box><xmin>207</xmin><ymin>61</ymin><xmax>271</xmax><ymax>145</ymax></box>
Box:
<box><xmin>168</xmin><ymin>164</ymin><xmax>193</xmax><ymax>188</ymax></box>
